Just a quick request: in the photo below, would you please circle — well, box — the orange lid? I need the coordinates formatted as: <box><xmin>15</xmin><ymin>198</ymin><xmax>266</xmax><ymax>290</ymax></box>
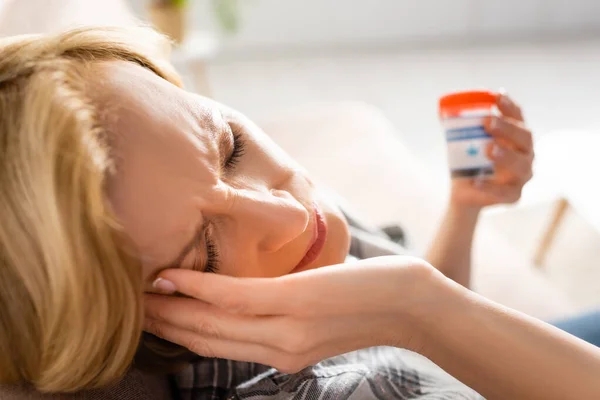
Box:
<box><xmin>439</xmin><ymin>90</ymin><xmax>496</xmax><ymax>111</ymax></box>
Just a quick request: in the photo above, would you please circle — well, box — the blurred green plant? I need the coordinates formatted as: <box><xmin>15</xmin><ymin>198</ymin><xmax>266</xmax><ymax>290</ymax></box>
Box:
<box><xmin>151</xmin><ymin>0</ymin><xmax>187</xmax><ymax>7</ymax></box>
<box><xmin>152</xmin><ymin>0</ymin><xmax>240</xmax><ymax>34</ymax></box>
<box><xmin>212</xmin><ymin>0</ymin><xmax>240</xmax><ymax>34</ymax></box>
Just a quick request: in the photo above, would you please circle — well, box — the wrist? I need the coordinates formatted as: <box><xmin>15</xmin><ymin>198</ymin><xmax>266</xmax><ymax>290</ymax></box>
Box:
<box><xmin>447</xmin><ymin>201</ymin><xmax>482</xmax><ymax>221</ymax></box>
<box><xmin>406</xmin><ymin>270</ymin><xmax>469</xmax><ymax>355</ymax></box>
<box><xmin>386</xmin><ymin>262</ymin><xmax>459</xmax><ymax>353</ymax></box>
<box><xmin>438</xmin><ymin>202</ymin><xmax>482</xmax><ymax>242</ymax></box>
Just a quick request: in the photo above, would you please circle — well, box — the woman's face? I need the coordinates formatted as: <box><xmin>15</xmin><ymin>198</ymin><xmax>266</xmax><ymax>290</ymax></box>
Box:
<box><xmin>96</xmin><ymin>62</ymin><xmax>350</xmax><ymax>291</ymax></box>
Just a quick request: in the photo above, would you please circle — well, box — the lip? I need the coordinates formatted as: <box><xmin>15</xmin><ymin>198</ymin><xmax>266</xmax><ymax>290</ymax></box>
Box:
<box><xmin>291</xmin><ymin>202</ymin><xmax>328</xmax><ymax>273</ymax></box>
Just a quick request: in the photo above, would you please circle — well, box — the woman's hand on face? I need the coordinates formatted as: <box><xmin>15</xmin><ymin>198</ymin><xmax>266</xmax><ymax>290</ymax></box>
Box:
<box><xmin>143</xmin><ymin>256</ymin><xmax>442</xmax><ymax>373</ymax></box>
<box><xmin>450</xmin><ymin>93</ymin><xmax>534</xmax><ymax>209</ymax></box>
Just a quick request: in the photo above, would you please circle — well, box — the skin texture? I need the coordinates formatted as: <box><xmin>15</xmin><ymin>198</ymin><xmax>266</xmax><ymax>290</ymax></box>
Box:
<box><xmin>147</xmin><ymin>258</ymin><xmax>600</xmax><ymax>400</ymax></box>
<box><xmin>98</xmin><ymin>61</ymin><xmax>350</xmax><ymax>292</ymax></box>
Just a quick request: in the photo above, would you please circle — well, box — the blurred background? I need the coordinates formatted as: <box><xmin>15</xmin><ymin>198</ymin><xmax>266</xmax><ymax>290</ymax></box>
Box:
<box><xmin>127</xmin><ymin>0</ymin><xmax>600</xmax><ymax>169</ymax></box>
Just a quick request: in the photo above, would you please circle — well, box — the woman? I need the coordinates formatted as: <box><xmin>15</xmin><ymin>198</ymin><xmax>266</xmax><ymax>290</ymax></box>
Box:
<box><xmin>0</xmin><ymin>26</ymin><xmax>596</xmax><ymax>399</ymax></box>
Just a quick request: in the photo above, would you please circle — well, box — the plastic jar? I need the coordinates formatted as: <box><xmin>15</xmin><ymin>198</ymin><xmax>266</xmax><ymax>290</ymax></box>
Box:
<box><xmin>439</xmin><ymin>90</ymin><xmax>497</xmax><ymax>178</ymax></box>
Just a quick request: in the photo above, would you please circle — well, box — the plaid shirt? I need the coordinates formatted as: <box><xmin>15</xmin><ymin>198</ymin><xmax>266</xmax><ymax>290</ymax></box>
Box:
<box><xmin>175</xmin><ymin>347</ymin><xmax>482</xmax><ymax>400</ymax></box>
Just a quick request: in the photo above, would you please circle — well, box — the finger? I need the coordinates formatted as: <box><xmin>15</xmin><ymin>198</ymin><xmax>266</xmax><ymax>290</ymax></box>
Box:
<box><xmin>143</xmin><ymin>319</ymin><xmax>309</xmax><ymax>372</ymax></box>
<box><xmin>157</xmin><ymin>257</ymin><xmax>424</xmax><ymax>317</ymax></box>
<box><xmin>496</xmin><ymin>93</ymin><xmax>524</xmax><ymax>122</ymax></box>
<box><xmin>484</xmin><ymin>116</ymin><xmax>533</xmax><ymax>154</ymax></box>
<box><xmin>156</xmin><ymin>260</ymin><xmax>387</xmax><ymax>317</ymax></box>
<box><xmin>143</xmin><ymin>319</ymin><xmax>353</xmax><ymax>374</ymax></box>
<box><xmin>487</xmin><ymin>142</ymin><xmax>533</xmax><ymax>184</ymax></box>
<box><xmin>144</xmin><ymin>315</ymin><xmax>415</xmax><ymax>374</ymax></box>
<box><xmin>155</xmin><ymin>269</ymin><xmax>289</xmax><ymax>315</ymax></box>
<box><xmin>144</xmin><ymin>294</ymin><xmax>289</xmax><ymax>345</ymax></box>
<box><xmin>145</xmin><ymin>293</ymin><xmax>400</xmax><ymax>353</ymax></box>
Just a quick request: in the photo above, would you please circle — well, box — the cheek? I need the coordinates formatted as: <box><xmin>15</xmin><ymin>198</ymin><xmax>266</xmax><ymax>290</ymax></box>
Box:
<box><xmin>264</xmin><ymin>140</ymin><xmax>303</xmax><ymax>172</ymax></box>
<box><xmin>216</xmin><ymin>229</ymin><xmax>300</xmax><ymax>278</ymax></box>
<box><xmin>316</xmin><ymin>193</ymin><xmax>351</xmax><ymax>266</ymax></box>
<box><xmin>323</xmin><ymin>212</ymin><xmax>351</xmax><ymax>264</ymax></box>
<box><xmin>141</xmin><ymin>265</ymin><xmax>161</xmax><ymax>292</ymax></box>
<box><xmin>246</xmin><ymin>139</ymin><xmax>286</xmax><ymax>168</ymax></box>
<box><xmin>243</xmin><ymin>122</ymin><xmax>301</xmax><ymax>169</ymax></box>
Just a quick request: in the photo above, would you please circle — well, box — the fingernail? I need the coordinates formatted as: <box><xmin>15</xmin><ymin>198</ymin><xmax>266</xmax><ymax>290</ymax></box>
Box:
<box><xmin>152</xmin><ymin>278</ymin><xmax>177</xmax><ymax>294</ymax></box>
<box><xmin>488</xmin><ymin>117</ymin><xmax>498</xmax><ymax>130</ymax></box>
<box><xmin>473</xmin><ymin>178</ymin><xmax>484</xmax><ymax>188</ymax></box>
<box><xmin>498</xmin><ymin>87</ymin><xmax>507</xmax><ymax>95</ymax></box>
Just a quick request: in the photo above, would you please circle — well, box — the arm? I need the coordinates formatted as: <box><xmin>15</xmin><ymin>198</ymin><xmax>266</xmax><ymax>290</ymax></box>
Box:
<box><xmin>144</xmin><ymin>256</ymin><xmax>600</xmax><ymax>400</ymax></box>
<box><xmin>425</xmin><ymin>205</ymin><xmax>479</xmax><ymax>287</ymax></box>
<box><xmin>419</xmin><ymin>277</ymin><xmax>600</xmax><ymax>400</ymax></box>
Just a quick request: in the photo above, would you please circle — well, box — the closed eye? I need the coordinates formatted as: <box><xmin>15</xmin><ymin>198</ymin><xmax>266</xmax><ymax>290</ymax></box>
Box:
<box><xmin>192</xmin><ymin>225</ymin><xmax>220</xmax><ymax>273</ymax></box>
<box><xmin>224</xmin><ymin>124</ymin><xmax>245</xmax><ymax>170</ymax></box>
<box><xmin>203</xmin><ymin>231</ymin><xmax>220</xmax><ymax>273</ymax></box>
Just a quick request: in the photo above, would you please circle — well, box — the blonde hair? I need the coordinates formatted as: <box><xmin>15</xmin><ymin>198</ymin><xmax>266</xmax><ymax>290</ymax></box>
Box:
<box><xmin>0</xmin><ymin>26</ymin><xmax>184</xmax><ymax>393</ymax></box>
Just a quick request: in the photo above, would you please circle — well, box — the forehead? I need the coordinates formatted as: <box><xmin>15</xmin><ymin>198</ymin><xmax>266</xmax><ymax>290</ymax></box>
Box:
<box><xmin>91</xmin><ymin>61</ymin><xmax>218</xmax><ymax>185</ymax></box>
<box><xmin>91</xmin><ymin>62</ymin><xmax>220</xmax><ymax>262</ymax></box>
<box><xmin>90</xmin><ymin>61</ymin><xmax>213</xmax><ymax>131</ymax></box>
<box><xmin>89</xmin><ymin>61</ymin><xmax>223</xmax><ymax>180</ymax></box>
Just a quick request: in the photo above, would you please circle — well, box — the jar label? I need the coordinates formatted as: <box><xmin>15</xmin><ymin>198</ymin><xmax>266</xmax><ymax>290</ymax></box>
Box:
<box><xmin>442</xmin><ymin>116</ymin><xmax>493</xmax><ymax>175</ymax></box>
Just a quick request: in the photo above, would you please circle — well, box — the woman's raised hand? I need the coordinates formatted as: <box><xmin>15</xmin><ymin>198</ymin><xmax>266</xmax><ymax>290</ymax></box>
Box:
<box><xmin>451</xmin><ymin>93</ymin><xmax>534</xmax><ymax>208</ymax></box>
<box><xmin>144</xmin><ymin>256</ymin><xmax>442</xmax><ymax>372</ymax></box>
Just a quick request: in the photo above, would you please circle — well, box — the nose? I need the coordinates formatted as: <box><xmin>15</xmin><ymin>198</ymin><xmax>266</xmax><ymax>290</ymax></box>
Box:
<box><xmin>230</xmin><ymin>188</ymin><xmax>309</xmax><ymax>252</ymax></box>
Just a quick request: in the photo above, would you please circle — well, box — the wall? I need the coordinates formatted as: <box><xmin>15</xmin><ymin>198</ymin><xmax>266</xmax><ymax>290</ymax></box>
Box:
<box><xmin>130</xmin><ymin>0</ymin><xmax>600</xmax><ymax>56</ymax></box>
